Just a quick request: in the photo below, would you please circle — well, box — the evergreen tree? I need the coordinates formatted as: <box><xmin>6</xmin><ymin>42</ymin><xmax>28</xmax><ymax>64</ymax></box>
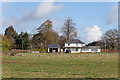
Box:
<box><xmin>16</xmin><ymin>32</ymin><xmax>30</xmax><ymax>50</ymax></box>
<box><xmin>4</xmin><ymin>26</ymin><xmax>18</xmax><ymax>49</ymax></box>
<box><xmin>23</xmin><ymin>32</ymin><xmax>30</xmax><ymax>50</ymax></box>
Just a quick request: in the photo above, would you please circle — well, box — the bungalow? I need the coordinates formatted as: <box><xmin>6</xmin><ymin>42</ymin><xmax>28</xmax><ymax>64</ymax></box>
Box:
<box><xmin>47</xmin><ymin>44</ymin><xmax>60</xmax><ymax>53</ymax></box>
<box><xmin>81</xmin><ymin>46</ymin><xmax>101</xmax><ymax>52</ymax></box>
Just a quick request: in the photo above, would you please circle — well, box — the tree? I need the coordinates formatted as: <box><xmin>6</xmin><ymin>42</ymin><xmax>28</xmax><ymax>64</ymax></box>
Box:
<box><xmin>0</xmin><ymin>34</ymin><xmax>10</xmax><ymax>52</ymax></box>
<box><xmin>37</xmin><ymin>20</ymin><xmax>53</xmax><ymax>49</ymax></box>
<box><xmin>33</xmin><ymin>19</ymin><xmax>59</xmax><ymax>49</ymax></box>
<box><xmin>31</xmin><ymin>19</ymin><xmax>60</xmax><ymax>51</ymax></box>
<box><xmin>102</xmin><ymin>29</ymin><xmax>119</xmax><ymax>50</ymax></box>
<box><xmin>61</xmin><ymin>17</ymin><xmax>77</xmax><ymax>40</ymax></box>
<box><xmin>37</xmin><ymin>20</ymin><xmax>53</xmax><ymax>34</ymax></box>
<box><xmin>23</xmin><ymin>32</ymin><xmax>30</xmax><ymax>50</ymax></box>
<box><xmin>16</xmin><ymin>32</ymin><xmax>24</xmax><ymax>49</ymax></box>
<box><xmin>31</xmin><ymin>34</ymin><xmax>41</xmax><ymax>49</ymax></box>
<box><xmin>1</xmin><ymin>35</ymin><xmax>10</xmax><ymax>48</ymax></box>
<box><xmin>58</xmin><ymin>35</ymin><xmax>66</xmax><ymax>52</ymax></box>
<box><xmin>50</xmin><ymin>31</ymin><xmax>59</xmax><ymax>44</ymax></box>
<box><xmin>5</xmin><ymin>26</ymin><xmax>18</xmax><ymax>39</ymax></box>
<box><xmin>4</xmin><ymin>26</ymin><xmax>18</xmax><ymax>49</ymax></box>
<box><xmin>16</xmin><ymin>32</ymin><xmax>30</xmax><ymax>50</ymax></box>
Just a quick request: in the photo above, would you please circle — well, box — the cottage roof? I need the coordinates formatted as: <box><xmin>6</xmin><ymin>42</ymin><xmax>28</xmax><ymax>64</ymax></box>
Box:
<box><xmin>65</xmin><ymin>39</ymin><xmax>85</xmax><ymax>44</ymax></box>
<box><xmin>82</xmin><ymin>46</ymin><xmax>100</xmax><ymax>49</ymax></box>
<box><xmin>47</xmin><ymin>44</ymin><xmax>60</xmax><ymax>48</ymax></box>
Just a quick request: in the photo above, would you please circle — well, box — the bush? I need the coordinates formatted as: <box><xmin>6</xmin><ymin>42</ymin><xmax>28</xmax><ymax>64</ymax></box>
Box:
<box><xmin>2</xmin><ymin>47</ymin><xmax>9</xmax><ymax>51</ymax></box>
<box><xmin>42</xmin><ymin>48</ymin><xmax>47</xmax><ymax>53</ymax></box>
<box><xmin>33</xmin><ymin>48</ymin><xmax>47</xmax><ymax>53</ymax></box>
<box><xmin>2</xmin><ymin>47</ymin><xmax>9</xmax><ymax>55</ymax></box>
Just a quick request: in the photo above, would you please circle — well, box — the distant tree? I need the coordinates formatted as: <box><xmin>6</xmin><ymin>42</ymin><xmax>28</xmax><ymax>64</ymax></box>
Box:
<box><xmin>16</xmin><ymin>32</ymin><xmax>30</xmax><ymax>50</ymax></box>
<box><xmin>50</xmin><ymin>31</ymin><xmax>59</xmax><ymax>44</ymax></box>
<box><xmin>16</xmin><ymin>32</ymin><xmax>24</xmax><ymax>49</ymax></box>
<box><xmin>58</xmin><ymin>35</ymin><xmax>66</xmax><ymax>52</ymax></box>
<box><xmin>5</xmin><ymin>26</ymin><xmax>17</xmax><ymax>39</ymax></box>
<box><xmin>0</xmin><ymin>34</ymin><xmax>10</xmax><ymax>52</ymax></box>
<box><xmin>32</xmin><ymin>19</ymin><xmax>59</xmax><ymax>50</ymax></box>
<box><xmin>1</xmin><ymin>35</ymin><xmax>10</xmax><ymax>48</ymax></box>
<box><xmin>37</xmin><ymin>20</ymin><xmax>53</xmax><ymax>34</ymax></box>
<box><xmin>37</xmin><ymin>20</ymin><xmax>53</xmax><ymax>49</ymax></box>
<box><xmin>61</xmin><ymin>17</ymin><xmax>77</xmax><ymax>40</ymax></box>
<box><xmin>102</xmin><ymin>29</ymin><xmax>119</xmax><ymax>50</ymax></box>
<box><xmin>23</xmin><ymin>32</ymin><xmax>30</xmax><ymax>49</ymax></box>
<box><xmin>4</xmin><ymin>26</ymin><xmax>18</xmax><ymax>49</ymax></box>
<box><xmin>31</xmin><ymin>34</ymin><xmax>41</xmax><ymax>49</ymax></box>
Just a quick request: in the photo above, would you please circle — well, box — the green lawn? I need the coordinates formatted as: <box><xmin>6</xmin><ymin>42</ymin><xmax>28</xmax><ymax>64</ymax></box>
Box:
<box><xmin>2</xmin><ymin>53</ymin><xmax>118</xmax><ymax>78</ymax></box>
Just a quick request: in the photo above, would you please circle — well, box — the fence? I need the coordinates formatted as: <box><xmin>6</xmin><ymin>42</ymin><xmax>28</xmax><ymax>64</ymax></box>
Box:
<box><xmin>101</xmin><ymin>49</ymin><xmax>120</xmax><ymax>52</ymax></box>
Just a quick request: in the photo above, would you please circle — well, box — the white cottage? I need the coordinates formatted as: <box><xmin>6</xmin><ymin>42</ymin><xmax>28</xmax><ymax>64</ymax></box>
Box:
<box><xmin>64</xmin><ymin>39</ymin><xmax>101</xmax><ymax>53</ymax></box>
<box><xmin>64</xmin><ymin>39</ymin><xmax>85</xmax><ymax>53</ymax></box>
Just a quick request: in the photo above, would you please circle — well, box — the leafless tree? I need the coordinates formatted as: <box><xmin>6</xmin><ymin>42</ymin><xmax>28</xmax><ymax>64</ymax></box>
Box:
<box><xmin>102</xmin><ymin>29</ymin><xmax>119</xmax><ymax>50</ymax></box>
<box><xmin>61</xmin><ymin>17</ymin><xmax>77</xmax><ymax>40</ymax></box>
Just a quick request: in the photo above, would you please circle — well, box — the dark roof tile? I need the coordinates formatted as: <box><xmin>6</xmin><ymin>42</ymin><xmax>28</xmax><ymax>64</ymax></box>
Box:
<box><xmin>82</xmin><ymin>46</ymin><xmax>100</xmax><ymax>49</ymax></box>
<box><xmin>47</xmin><ymin>44</ymin><xmax>60</xmax><ymax>48</ymax></box>
<box><xmin>66</xmin><ymin>39</ymin><xmax>85</xmax><ymax>44</ymax></box>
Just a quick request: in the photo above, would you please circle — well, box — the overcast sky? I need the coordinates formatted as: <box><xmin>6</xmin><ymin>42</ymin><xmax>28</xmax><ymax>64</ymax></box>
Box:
<box><xmin>1</xmin><ymin>1</ymin><xmax>118</xmax><ymax>43</ymax></box>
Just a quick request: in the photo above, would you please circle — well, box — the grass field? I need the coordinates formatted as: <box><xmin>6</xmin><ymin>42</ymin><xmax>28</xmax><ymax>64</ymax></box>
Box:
<box><xmin>2</xmin><ymin>52</ymin><xmax>118</xmax><ymax>78</ymax></box>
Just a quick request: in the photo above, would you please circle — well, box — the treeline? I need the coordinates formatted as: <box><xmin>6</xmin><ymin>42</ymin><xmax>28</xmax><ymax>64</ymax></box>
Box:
<box><xmin>1</xmin><ymin>17</ymin><xmax>119</xmax><ymax>52</ymax></box>
<box><xmin>4</xmin><ymin>26</ymin><xmax>30</xmax><ymax>50</ymax></box>
<box><xmin>1</xmin><ymin>17</ymin><xmax>77</xmax><ymax>52</ymax></box>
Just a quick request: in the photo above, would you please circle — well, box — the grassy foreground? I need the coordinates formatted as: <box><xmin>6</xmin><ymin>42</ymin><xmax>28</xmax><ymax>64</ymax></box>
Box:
<box><xmin>2</xmin><ymin>53</ymin><xmax>118</xmax><ymax>78</ymax></box>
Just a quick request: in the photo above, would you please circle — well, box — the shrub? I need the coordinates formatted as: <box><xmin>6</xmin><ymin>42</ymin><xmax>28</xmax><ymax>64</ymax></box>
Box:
<box><xmin>33</xmin><ymin>48</ymin><xmax>47</xmax><ymax>53</ymax></box>
<box><xmin>2</xmin><ymin>47</ymin><xmax>9</xmax><ymax>51</ymax></box>
<box><xmin>42</xmin><ymin>48</ymin><xmax>47</xmax><ymax>53</ymax></box>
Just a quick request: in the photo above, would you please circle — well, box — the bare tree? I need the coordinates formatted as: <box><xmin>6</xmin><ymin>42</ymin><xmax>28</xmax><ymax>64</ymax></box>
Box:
<box><xmin>58</xmin><ymin>35</ymin><xmax>66</xmax><ymax>52</ymax></box>
<box><xmin>102</xmin><ymin>29</ymin><xmax>119</xmax><ymax>50</ymax></box>
<box><xmin>61</xmin><ymin>17</ymin><xmax>77</xmax><ymax>40</ymax></box>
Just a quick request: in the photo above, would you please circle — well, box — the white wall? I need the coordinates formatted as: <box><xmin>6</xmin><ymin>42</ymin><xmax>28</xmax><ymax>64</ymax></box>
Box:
<box><xmin>65</xmin><ymin>48</ymin><xmax>81</xmax><ymax>53</ymax></box>
<box><xmin>78</xmin><ymin>48</ymin><xmax>81</xmax><ymax>52</ymax></box>
<box><xmin>81</xmin><ymin>48</ymin><xmax>101</xmax><ymax>52</ymax></box>
<box><xmin>65</xmin><ymin>43</ymin><xmax>85</xmax><ymax>47</ymax></box>
<box><xmin>97</xmin><ymin>49</ymin><xmax>101</xmax><ymax>52</ymax></box>
<box><xmin>64</xmin><ymin>43</ymin><xmax>85</xmax><ymax>53</ymax></box>
<box><xmin>64</xmin><ymin>43</ymin><xmax>101</xmax><ymax>53</ymax></box>
<box><xmin>81</xmin><ymin>48</ymin><xmax>91</xmax><ymax>52</ymax></box>
<box><xmin>58</xmin><ymin>48</ymin><xmax>60</xmax><ymax>52</ymax></box>
<box><xmin>48</xmin><ymin>48</ymin><xmax>50</xmax><ymax>52</ymax></box>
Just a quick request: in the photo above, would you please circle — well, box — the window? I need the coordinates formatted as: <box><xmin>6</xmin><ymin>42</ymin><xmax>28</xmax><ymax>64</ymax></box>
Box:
<box><xmin>76</xmin><ymin>43</ymin><xmax>78</xmax><ymax>46</ymax></box>
<box><xmin>81</xmin><ymin>44</ymin><xmax>83</xmax><ymax>46</ymax></box>
<box><xmin>91</xmin><ymin>49</ymin><xmax>97</xmax><ymax>52</ymax></box>
<box><xmin>76</xmin><ymin>48</ymin><xmax>78</xmax><ymax>51</ymax></box>
<box><xmin>68</xmin><ymin>44</ymin><xmax>70</xmax><ymax>46</ymax></box>
<box><xmin>71</xmin><ymin>48</ymin><xmax>76</xmax><ymax>51</ymax></box>
<box><xmin>82</xmin><ymin>48</ymin><xmax>89</xmax><ymax>51</ymax></box>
